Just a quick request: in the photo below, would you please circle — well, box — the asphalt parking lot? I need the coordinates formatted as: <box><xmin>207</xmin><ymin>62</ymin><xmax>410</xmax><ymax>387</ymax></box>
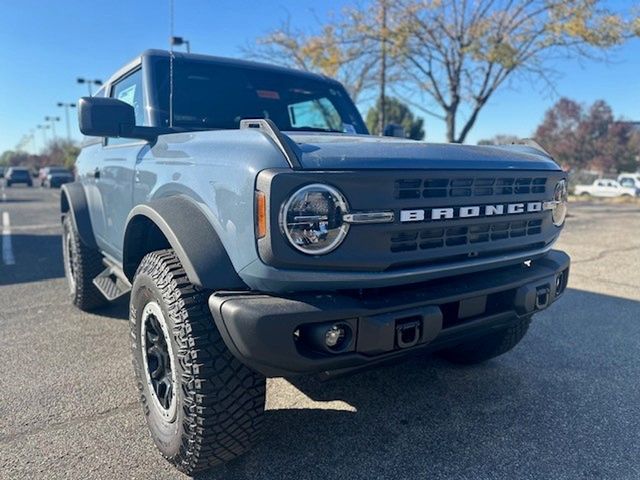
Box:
<box><xmin>1</xmin><ymin>185</ymin><xmax>639</xmax><ymax>480</ymax></box>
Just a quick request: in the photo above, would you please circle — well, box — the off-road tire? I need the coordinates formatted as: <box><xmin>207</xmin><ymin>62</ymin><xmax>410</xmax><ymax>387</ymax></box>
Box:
<box><xmin>62</xmin><ymin>215</ymin><xmax>108</xmax><ymax>311</ymax></box>
<box><xmin>130</xmin><ymin>249</ymin><xmax>266</xmax><ymax>475</ymax></box>
<box><xmin>438</xmin><ymin>316</ymin><xmax>531</xmax><ymax>365</ymax></box>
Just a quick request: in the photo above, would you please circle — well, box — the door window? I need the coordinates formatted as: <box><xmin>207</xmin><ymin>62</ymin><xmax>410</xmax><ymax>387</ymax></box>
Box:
<box><xmin>108</xmin><ymin>69</ymin><xmax>145</xmax><ymax>145</ymax></box>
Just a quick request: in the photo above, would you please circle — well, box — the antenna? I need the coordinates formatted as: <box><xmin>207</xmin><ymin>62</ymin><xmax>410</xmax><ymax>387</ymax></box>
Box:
<box><xmin>169</xmin><ymin>0</ymin><xmax>175</xmax><ymax>128</ymax></box>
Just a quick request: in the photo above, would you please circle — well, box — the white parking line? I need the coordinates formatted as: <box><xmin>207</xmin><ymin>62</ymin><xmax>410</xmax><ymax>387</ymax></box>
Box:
<box><xmin>11</xmin><ymin>223</ymin><xmax>60</xmax><ymax>233</ymax></box>
<box><xmin>1</xmin><ymin>185</ymin><xmax>6</xmax><ymax>202</ymax></box>
<box><xmin>2</xmin><ymin>211</ymin><xmax>15</xmax><ymax>265</ymax></box>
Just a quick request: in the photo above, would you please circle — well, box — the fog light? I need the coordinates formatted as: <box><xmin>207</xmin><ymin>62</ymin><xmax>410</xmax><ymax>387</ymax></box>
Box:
<box><xmin>325</xmin><ymin>325</ymin><xmax>345</xmax><ymax>348</ymax></box>
<box><xmin>555</xmin><ymin>270</ymin><xmax>568</xmax><ymax>296</ymax></box>
<box><xmin>300</xmin><ymin>321</ymin><xmax>355</xmax><ymax>354</ymax></box>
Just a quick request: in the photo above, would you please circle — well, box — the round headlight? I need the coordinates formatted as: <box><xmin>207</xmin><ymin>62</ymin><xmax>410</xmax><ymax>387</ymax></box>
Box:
<box><xmin>280</xmin><ymin>184</ymin><xmax>349</xmax><ymax>255</ymax></box>
<box><xmin>552</xmin><ymin>180</ymin><xmax>568</xmax><ymax>227</ymax></box>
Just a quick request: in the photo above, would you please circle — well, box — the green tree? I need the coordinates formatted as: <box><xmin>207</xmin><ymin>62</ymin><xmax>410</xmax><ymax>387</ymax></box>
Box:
<box><xmin>366</xmin><ymin>97</ymin><xmax>425</xmax><ymax>139</ymax></box>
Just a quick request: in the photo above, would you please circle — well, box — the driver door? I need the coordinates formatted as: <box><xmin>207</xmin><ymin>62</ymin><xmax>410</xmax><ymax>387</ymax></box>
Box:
<box><xmin>93</xmin><ymin>67</ymin><xmax>148</xmax><ymax>260</ymax></box>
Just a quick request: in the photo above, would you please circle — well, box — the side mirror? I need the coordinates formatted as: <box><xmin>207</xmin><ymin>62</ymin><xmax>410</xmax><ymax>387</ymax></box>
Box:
<box><xmin>383</xmin><ymin>123</ymin><xmax>406</xmax><ymax>138</ymax></box>
<box><xmin>78</xmin><ymin>97</ymin><xmax>162</xmax><ymax>142</ymax></box>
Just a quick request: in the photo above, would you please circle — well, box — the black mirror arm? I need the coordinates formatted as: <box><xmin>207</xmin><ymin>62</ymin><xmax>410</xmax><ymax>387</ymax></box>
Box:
<box><xmin>119</xmin><ymin>125</ymin><xmax>176</xmax><ymax>143</ymax></box>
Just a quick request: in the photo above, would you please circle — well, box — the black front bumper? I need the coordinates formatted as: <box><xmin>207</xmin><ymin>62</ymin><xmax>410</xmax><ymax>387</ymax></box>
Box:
<box><xmin>209</xmin><ymin>250</ymin><xmax>570</xmax><ymax>377</ymax></box>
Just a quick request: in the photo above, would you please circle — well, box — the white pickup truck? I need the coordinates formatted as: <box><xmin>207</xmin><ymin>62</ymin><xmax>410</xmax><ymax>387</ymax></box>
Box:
<box><xmin>574</xmin><ymin>179</ymin><xmax>638</xmax><ymax>198</ymax></box>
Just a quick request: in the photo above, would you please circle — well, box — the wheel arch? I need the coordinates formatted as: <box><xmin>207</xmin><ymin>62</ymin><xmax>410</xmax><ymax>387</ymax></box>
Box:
<box><xmin>123</xmin><ymin>195</ymin><xmax>246</xmax><ymax>290</ymax></box>
<box><xmin>60</xmin><ymin>182</ymin><xmax>98</xmax><ymax>249</ymax></box>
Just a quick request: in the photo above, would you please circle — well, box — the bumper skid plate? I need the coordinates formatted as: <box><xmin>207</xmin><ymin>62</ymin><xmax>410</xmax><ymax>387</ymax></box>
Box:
<box><xmin>209</xmin><ymin>250</ymin><xmax>570</xmax><ymax>377</ymax></box>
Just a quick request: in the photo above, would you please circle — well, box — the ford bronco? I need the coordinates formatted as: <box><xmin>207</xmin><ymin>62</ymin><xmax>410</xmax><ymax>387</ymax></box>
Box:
<box><xmin>62</xmin><ymin>50</ymin><xmax>570</xmax><ymax>475</ymax></box>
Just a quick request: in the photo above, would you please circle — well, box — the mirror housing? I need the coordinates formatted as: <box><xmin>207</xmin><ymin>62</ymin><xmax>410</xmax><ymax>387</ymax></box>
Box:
<box><xmin>78</xmin><ymin>97</ymin><xmax>163</xmax><ymax>142</ymax></box>
<box><xmin>383</xmin><ymin>123</ymin><xmax>406</xmax><ymax>138</ymax></box>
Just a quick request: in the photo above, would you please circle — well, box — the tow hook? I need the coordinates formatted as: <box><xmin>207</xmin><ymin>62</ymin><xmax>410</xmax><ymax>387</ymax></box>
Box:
<box><xmin>535</xmin><ymin>285</ymin><xmax>551</xmax><ymax>310</ymax></box>
<box><xmin>396</xmin><ymin>318</ymin><xmax>421</xmax><ymax>349</ymax></box>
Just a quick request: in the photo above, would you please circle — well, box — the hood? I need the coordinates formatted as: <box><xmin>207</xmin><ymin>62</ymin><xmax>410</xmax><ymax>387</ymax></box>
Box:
<box><xmin>285</xmin><ymin>133</ymin><xmax>560</xmax><ymax>171</ymax></box>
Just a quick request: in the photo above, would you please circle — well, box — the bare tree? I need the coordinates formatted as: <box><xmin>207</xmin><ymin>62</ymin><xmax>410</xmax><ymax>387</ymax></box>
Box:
<box><xmin>246</xmin><ymin>16</ymin><xmax>380</xmax><ymax>103</ymax></box>
<box><xmin>248</xmin><ymin>1</ymin><xmax>637</xmax><ymax>143</ymax></box>
<box><xmin>391</xmin><ymin>0</ymin><xmax>636</xmax><ymax>142</ymax></box>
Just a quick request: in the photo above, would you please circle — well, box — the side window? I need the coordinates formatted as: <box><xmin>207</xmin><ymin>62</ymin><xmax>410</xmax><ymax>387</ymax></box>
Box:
<box><xmin>288</xmin><ymin>98</ymin><xmax>343</xmax><ymax>132</ymax></box>
<box><xmin>108</xmin><ymin>69</ymin><xmax>145</xmax><ymax>145</ymax></box>
<box><xmin>620</xmin><ymin>178</ymin><xmax>633</xmax><ymax>188</ymax></box>
<box><xmin>596</xmin><ymin>181</ymin><xmax>605</xmax><ymax>187</ymax></box>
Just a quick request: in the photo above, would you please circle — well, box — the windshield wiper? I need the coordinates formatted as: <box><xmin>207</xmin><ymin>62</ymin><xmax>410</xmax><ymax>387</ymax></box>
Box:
<box><xmin>288</xmin><ymin>127</ymin><xmax>344</xmax><ymax>134</ymax></box>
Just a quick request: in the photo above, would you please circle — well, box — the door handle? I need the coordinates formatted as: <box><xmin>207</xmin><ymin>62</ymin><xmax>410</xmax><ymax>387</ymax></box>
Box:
<box><xmin>89</xmin><ymin>167</ymin><xmax>100</xmax><ymax>179</ymax></box>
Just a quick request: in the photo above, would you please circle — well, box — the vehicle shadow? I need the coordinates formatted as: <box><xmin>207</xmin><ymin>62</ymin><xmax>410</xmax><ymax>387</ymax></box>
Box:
<box><xmin>96</xmin><ymin>295</ymin><xmax>130</xmax><ymax>320</ymax></box>
<box><xmin>0</xmin><ymin>198</ymin><xmax>39</xmax><ymax>203</ymax></box>
<box><xmin>0</xmin><ymin>234</ymin><xmax>64</xmax><ymax>285</ymax></box>
<box><xmin>1</xmin><ymin>231</ymin><xmax>131</xmax><ymax>318</ymax></box>
<box><xmin>198</xmin><ymin>288</ymin><xmax>640</xmax><ymax>480</ymax></box>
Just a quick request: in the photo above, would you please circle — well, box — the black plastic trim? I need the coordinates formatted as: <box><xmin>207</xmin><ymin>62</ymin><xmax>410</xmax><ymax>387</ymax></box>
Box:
<box><xmin>209</xmin><ymin>250</ymin><xmax>570</xmax><ymax>377</ymax></box>
<box><xmin>60</xmin><ymin>182</ymin><xmax>98</xmax><ymax>249</ymax></box>
<box><xmin>122</xmin><ymin>195</ymin><xmax>246</xmax><ymax>289</ymax></box>
<box><xmin>240</xmin><ymin>119</ymin><xmax>302</xmax><ymax>169</ymax></box>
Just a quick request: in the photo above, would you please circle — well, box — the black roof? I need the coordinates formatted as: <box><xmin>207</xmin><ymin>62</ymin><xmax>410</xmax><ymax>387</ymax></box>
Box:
<box><xmin>139</xmin><ymin>49</ymin><xmax>335</xmax><ymax>83</ymax></box>
<box><xmin>104</xmin><ymin>49</ymin><xmax>342</xmax><ymax>91</ymax></box>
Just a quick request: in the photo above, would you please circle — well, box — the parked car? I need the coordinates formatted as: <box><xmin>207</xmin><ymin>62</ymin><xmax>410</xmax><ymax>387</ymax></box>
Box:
<box><xmin>62</xmin><ymin>49</ymin><xmax>570</xmax><ymax>476</ymax></box>
<box><xmin>0</xmin><ymin>166</ymin><xmax>5</xmax><ymax>178</ymax></box>
<box><xmin>5</xmin><ymin>167</ymin><xmax>33</xmax><ymax>187</ymax></box>
<box><xmin>574</xmin><ymin>179</ymin><xmax>637</xmax><ymax>197</ymax></box>
<box><xmin>618</xmin><ymin>173</ymin><xmax>640</xmax><ymax>190</ymax></box>
<box><xmin>38</xmin><ymin>166</ymin><xmax>74</xmax><ymax>188</ymax></box>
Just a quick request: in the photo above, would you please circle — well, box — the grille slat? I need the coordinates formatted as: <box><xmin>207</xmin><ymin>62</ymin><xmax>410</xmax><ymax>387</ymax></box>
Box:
<box><xmin>390</xmin><ymin>219</ymin><xmax>545</xmax><ymax>253</ymax></box>
<box><xmin>396</xmin><ymin>176</ymin><xmax>547</xmax><ymax>199</ymax></box>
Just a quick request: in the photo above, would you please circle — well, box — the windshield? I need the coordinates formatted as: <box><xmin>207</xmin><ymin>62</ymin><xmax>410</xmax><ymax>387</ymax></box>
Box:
<box><xmin>153</xmin><ymin>59</ymin><xmax>367</xmax><ymax>134</ymax></box>
<box><xmin>10</xmin><ymin>169</ymin><xmax>29</xmax><ymax>178</ymax></box>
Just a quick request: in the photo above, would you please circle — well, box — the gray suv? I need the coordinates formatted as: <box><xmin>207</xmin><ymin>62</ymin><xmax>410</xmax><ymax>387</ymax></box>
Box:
<box><xmin>62</xmin><ymin>49</ymin><xmax>570</xmax><ymax>475</ymax></box>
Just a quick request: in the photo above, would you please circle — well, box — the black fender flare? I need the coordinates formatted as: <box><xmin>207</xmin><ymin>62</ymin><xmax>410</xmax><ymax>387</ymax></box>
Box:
<box><xmin>60</xmin><ymin>182</ymin><xmax>98</xmax><ymax>249</ymax></box>
<box><xmin>123</xmin><ymin>195</ymin><xmax>246</xmax><ymax>290</ymax></box>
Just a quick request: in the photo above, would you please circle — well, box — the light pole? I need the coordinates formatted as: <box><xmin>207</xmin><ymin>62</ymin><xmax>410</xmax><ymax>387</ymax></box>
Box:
<box><xmin>37</xmin><ymin>124</ymin><xmax>50</xmax><ymax>150</ymax></box>
<box><xmin>29</xmin><ymin>129</ymin><xmax>38</xmax><ymax>153</ymax></box>
<box><xmin>44</xmin><ymin>116</ymin><xmax>61</xmax><ymax>141</ymax></box>
<box><xmin>77</xmin><ymin>77</ymin><xmax>103</xmax><ymax>96</ymax></box>
<box><xmin>57</xmin><ymin>102</ymin><xmax>76</xmax><ymax>142</ymax></box>
<box><xmin>170</xmin><ymin>36</ymin><xmax>191</xmax><ymax>53</ymax></box>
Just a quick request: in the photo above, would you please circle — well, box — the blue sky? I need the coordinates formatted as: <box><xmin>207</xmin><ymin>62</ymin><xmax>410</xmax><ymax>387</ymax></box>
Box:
<box><xmin>0</xmin><ymin>0</ymin><xmax>638</xmax><ymax>153</ymax></box>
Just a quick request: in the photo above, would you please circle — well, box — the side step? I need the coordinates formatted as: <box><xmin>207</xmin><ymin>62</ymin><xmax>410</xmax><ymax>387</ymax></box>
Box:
<box><xmin>93</xmin><ymin>267</ymin><xmax>131</xmax><ymax>301</ymax></box>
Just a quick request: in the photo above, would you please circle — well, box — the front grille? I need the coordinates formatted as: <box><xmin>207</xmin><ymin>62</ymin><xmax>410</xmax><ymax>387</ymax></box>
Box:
<box><xmin>395</xmin><ymin>177</ymin><xmax>547</xmax><ymax>200</ymax></box>
<box><xmin>390</xmin><ymin>219</ymin><xmax>544</xmax><ymax>253</ymax></box>
<box><xmin>262</xmin><ymin>169</ymin><xmax>563</xmax><ymax>273</ymax></box>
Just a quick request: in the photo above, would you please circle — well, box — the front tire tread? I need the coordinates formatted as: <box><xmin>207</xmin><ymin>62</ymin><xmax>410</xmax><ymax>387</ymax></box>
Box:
<box><xmin>132</xmin><ymin>249</ymin><xmax>265</xmax><ymax>475</ymax></box>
